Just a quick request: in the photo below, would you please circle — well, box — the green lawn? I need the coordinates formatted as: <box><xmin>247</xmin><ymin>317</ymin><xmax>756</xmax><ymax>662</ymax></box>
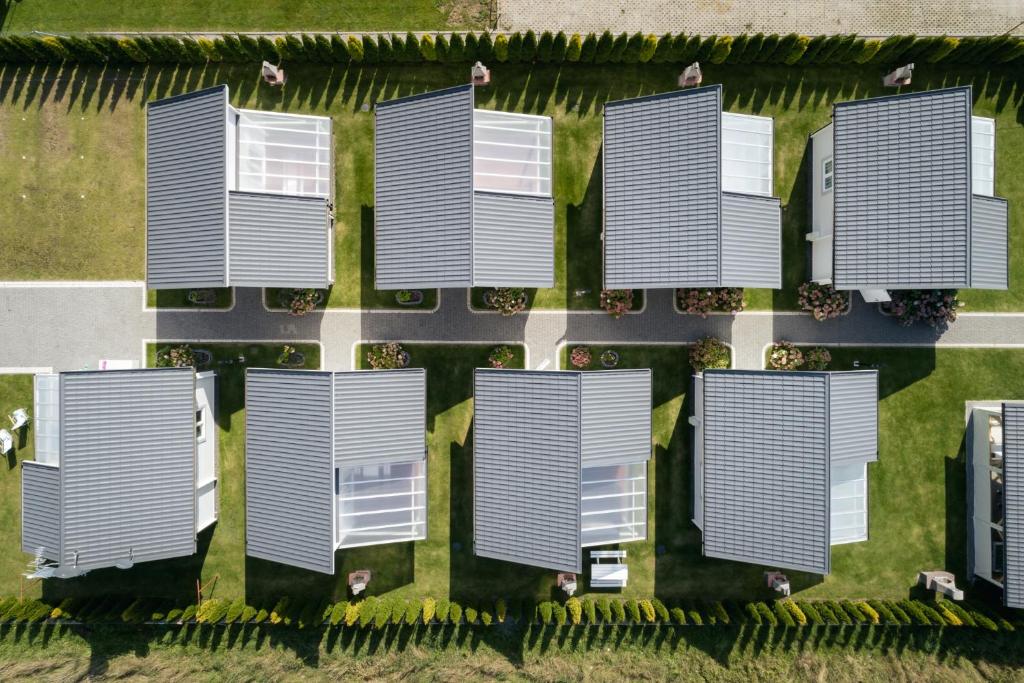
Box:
<box><xmin>4</xmin><ymin>63</ymin><xmax>1020</xmax><ymax>310</ymax></box>
<box><xmin>3</xmin><ymin>621</ymin><xmax>1024</xmax><ymax>681</ymax></box>
<box><xmin>0</xmin><ymin>375</ymin><xmax>34</xmax><ymax>591</ymax></box>
<box><xmin>0</xmin><ymin>1</ymin><xmax>489</xmax><ymax>32</ymax></box>
<box><xmin>146</xmin><ymin>288</ymin><xmax>233</xmax><ymax>309</ymax></box>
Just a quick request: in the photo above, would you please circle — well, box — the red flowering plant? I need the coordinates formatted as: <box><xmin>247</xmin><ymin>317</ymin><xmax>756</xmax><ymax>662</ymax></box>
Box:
<box><xmin>689</xmin><ymin>337</ymin><xmax>730</xmax><ymax>373</ymax></box>
<box><xmin>798</xmin><ymin>282</ymin><xmax>849</xmax><ymax>321</ymax></box>
<box><xmin>570</xmin><ymin>346</ymin><xmax>592</xmax><ymax>369</ymax></box>
<box><xmin>676</xmin><ymin>288</ymin><xmax>745</xmax><ymax>317</ymax></box>
<box><xmin>600</xmin><ymin>289</ymin><xmax>633</xmax><ymax>318</ymax></box>
<box><xmin>767</xmin><ymin>341</ymin><xmax>804</xmax><ymax>370</ymax></box>
<box><xmin>367</xmin><ymin>342</ymin><xmax>408</xmax><ymax>370</ymax></box>
<box><xmin>884</xmin><ymin>290</ymin><xmax>961</xmax><ymax>330</ymax></box>
<box><xmin>486</xmin><ymin>288</ymin><xmax>527</xmax><ymax>316</ymax></box>
<box><xmin>156</xmin><ymin>344</ymin><xmax>196</xmax><ymax>368</ymax></box>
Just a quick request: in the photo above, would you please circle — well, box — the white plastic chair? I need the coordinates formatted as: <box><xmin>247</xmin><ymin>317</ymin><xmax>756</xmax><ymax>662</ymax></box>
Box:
<box><xmin>0</xmin><ymin>430</ymin><xmax>12</xmax><ymax>455</ymax></box>
<box><xmin>8</xmin><ymin>408</ymin><xmax>28</xmax><ymax>431</ymax></box>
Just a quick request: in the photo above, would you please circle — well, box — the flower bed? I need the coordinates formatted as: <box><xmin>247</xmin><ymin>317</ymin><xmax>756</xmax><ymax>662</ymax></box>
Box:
<box><xmin>484</xmin><ymin>288</ymin><xmax>527</xmax><ymax>316</ymax></box>
<box><xmin>689</xmin><ymin>337</ymin><xmax>730</xmax><ymax>372</ymax></box>
<box><xmin>155</xmin><ymin>344</ymin><xmax>196</xmax><ymax>368</ymax></box>
<box><xmin>570</xmin><ymin>346</ymin><xmax>592</xmax><ymax>369</ymax></box>
<box><xmin>282</xmin><ymin>288</ymin><xmax>324</xmax><ymax>316</ymax></box>
<box><xmin>676</xmin><ymin>288</ymin><xmax>745</xmax><ymax>317</ymax></box>
<box><xmin>488</xmin><ymin>345</ymin><xmax>515</xmax><ymax>368</ymax></box>
<box><xmin>767</xmin><ymin>343</ymin><xmax>832</xmax><ymax>371</ymax></box>
<box><xmin>883</xmin><ymin>290</ymin><xmax>961</xmax><ymax>329</ymax></box>
<box><xmin>798</xmin><ymin>282</ymin><xmax>849</xmax><ymax>321</ymax></box>
<box><xmin>366</xmin><ymin>342</ymin><xmax>409</xmax><ymax>370</ymax></box>
<box><xmin>600</xmin><ymin>289</ymin><xmax>633</xmax><ymax>318</ymax></box>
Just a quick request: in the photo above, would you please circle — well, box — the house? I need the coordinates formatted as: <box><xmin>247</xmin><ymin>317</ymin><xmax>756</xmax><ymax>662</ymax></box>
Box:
<box><xmin>244</xmin><ymin>368</ymin><xmax>426</xmax><ymax>574</ymax></box>
<box><xmin>967</xmin><ymin>402</ymin><xmax>1024</xmax><ymax>608</ymax></box>
<box><xmin>691</xmin><ymin>369</ymin><xmax>878</xmax><ymax>574</ymax></box>
<box><xmin>602</xmin><ymin>85</ymin><xmax>782</xmax><ymax>290</ymax></box>
<box><xmin>146</xmin><ymin>85</ymin><xmax>333</xmax><ymax>290</ymax></box>
<box><xmin>374</xmin><ymin>85</ymin><xmax>554</xmax><ymax>289</ymax></box>
<box><xmin>808</xmin><ymin>86</ymin><xmax>1008</xmax><ymax>302</ymax></box>
<box><xmin>472</xmin><ymin>369</ymin><xmax>651</xmax><ymax>573</ymax></box>
<box><xmin>22</xmin><ymin>368</ymin><xmax>216</xmax><ymax>578</ymax></box>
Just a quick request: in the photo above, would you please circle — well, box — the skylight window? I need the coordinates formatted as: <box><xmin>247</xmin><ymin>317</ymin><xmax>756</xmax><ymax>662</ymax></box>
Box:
<box><xmin>235</xmin><ymin>109</ymin><xmax>332</xmax><ymax>198</ymax></box>
<box><xmin>721</xmin><ymin>112</ymin><xmax>773</xmax><ymax>196</ymax></box>
<box><xmin>972</xmin><ymin>116</ymin><xmax>995</xmax><ymax>197</ymax></box>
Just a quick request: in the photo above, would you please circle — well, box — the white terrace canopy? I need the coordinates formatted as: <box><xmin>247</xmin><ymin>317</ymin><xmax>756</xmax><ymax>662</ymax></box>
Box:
<box><xmin>235</xmin><ymin>109</ymin><xmax>332</xmax><ymax>198</ymax></box>
<box><xmin>337</xmin><ymin>460</ymin><xmax>426</xmax><ymax>549</ymax></box>
<box><xmin>472</xmin><ymin>109</ymin><xmax>552</xmax><ymax>196</ymax></box>
<box><xmin>721</xmin><ymin>112</ymin><xmax>774</xmax><ymax>197</ymax></box>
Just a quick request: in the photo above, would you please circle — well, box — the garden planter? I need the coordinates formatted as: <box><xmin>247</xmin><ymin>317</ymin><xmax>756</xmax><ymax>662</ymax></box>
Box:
<box><xmin>187</xmin><ymin>289</ymin><xmax>217</xmax><ymax>306</ymax></box>
<box><xmin>278</xmin><ymin>289</ymin><xmax>324</xmax><ymax>309</ymax></box>
<box><xmin>398</xmin><ymin>351</ymin><xmax>411</xmax><ymax>368</ymax></box>
<box><xmin>193</xmin><ymin>349</ymin><xmax>213</xmax><ymax>368</ymax></box>
<box><xmin>395</xmin><ymin>290</ymin><xmax>424</xmax><ymax>306</ymax></box>
<box><xmin>278</xmin><ymin>352</ymin><xmax>306</xmax><ymax>368</ymax></box>
<box><xmin>600</xmin><ymin>351</ymin><xmax>620</xmax><ymax>368</ymax></box>
<box><xmin>483</xmin><ymin>290</ymin><xmax>527</xmax><ymax>313</ymax></box>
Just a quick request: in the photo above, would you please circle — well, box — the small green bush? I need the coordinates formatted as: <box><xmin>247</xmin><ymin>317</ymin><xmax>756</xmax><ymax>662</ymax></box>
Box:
<box><xmin>608</xmin><ymin>32</ymin><xmax>629</xmax><ymax>63</ymax></box>
<box><xmin>594</xmin><ymin>30</ymin><xmax>614</xmax><ymax>63</ymax></box>
<box><xmin>494</xmin><ymin>598</ymin><xmax>506</xmax><ymax>623</ymax></box>
<box><xmin>552</xmin><ymin>604</ymin><xmax>567</xmax><ymax>626</ymax></box>
<box><xmin>744</xmin><ymin>603</ymin><xmax>762</xmax><ymax>625</ymax></box>
<box><xmin>551</xmin><ymin>31</ymin><xmax>568</xmax><ymax>61</ymax></box>
<box><xmin>756</xmin><ymin>602</ymin><xmax>776</xmax><ymax>627</ymax></box>
<box><xmin>358</xmin><ymin>598</ymin><xmax>377</xmax><ymax>628</ymax></box>
<box><xmin>449</xmin><ymin>602</ymin><xmax>463</xmax><ymax>625</ymax></box>
<box><xmin>625</xmin><ymin>599</ymin><xmax>641</xmax><ymax>623</ymax></box>
<box><xmin>419</xmin><ymin>34</ymin><xmax>437</xmax><ymax>61</ymax></box>
<box><xmin>225</xmin><ymin>598</ymin><xmax>246</xmax><ymax>624</ymax></box>
<box><xmin>520</xmin><ymin>30</ymin><xmax>538</xmax><ymax>61</ymax></box>
<box><xmin>421</xmin><ymin>598</ymin><xmax>436</xmax><ymax>624</ymax></box>
<box><xmin>639</xmin><ymin>599</ymin><xmax>656</xmax><ymax>623</ymax></box>
<box><xmin>238</xmin><ymin>605</ymin><xmax>256</xmax><ymax>624</ymax></box>
<box><xmin>611</xmin><ymin>600</ymin><xmax>626</xmax><ymax>623</ymax></box>
<box><xmin>448</xmin><ymin>33</ymin><xmax>466</xmax><ymax>62</ymax></box>
<box><xmin>464</xmin><ymin>32</ymin><xmax>479</xmax><ymax>61</ymax></box>
<box><xmin>493</xmin><ymin>33</ymin><xmax>509</xmax><ymax>62</ymax></box>
<box><xmin>464</xmin><ymin>606</ymin><xmax>478</xmax><ymax>624</ymax></box>
<box><xmin>566</xmin><ymin>34</ymin><xmax>583</xmax><ymax>62</ymax></box>
<box><xmin>435</xmin><ymin>598</ymin><xmax>450</xmax><ymax>623</ymax></box>
<box><xmin>404</xmin><ymin>600</ymin><xmax>422</xmax><ymax>625</ymax></box>
<box><xmin>506</xmin><ymin>31</ymin><xmax>523</xmax><ymax>62</ymax></box>
<box><xmin>799</xmin><ymin>35</ymin><xmax>828</xmax><ymax>63</ymax></box>
<box><xmin>671</xmin><ymin>607</ymin><xmax>687</xmax><ymax>625</ymax></box>
<box><xmin>343</xmin><ymin>603</ymin><xmax>359</xmax><ymax>627</ymax></box>
<box><xmin>481</xmin><ymin>610</ymin><xmax>493</xmax><ymax>626</ymax></box>
<box><xmin>166</xmin><ymin>608</ymin><xmax>184</xmax><ymax>623</ymax></box>
<box><xmin>774</xmin><ymin>601</ymin><xmax>796</xmax><ymax>627</ymax></box>
<box><xmin>759</xmin><ymin>33</ymin><xmax>781</xmax><ymax>61</ymax></box>
<box><xmin>538</xmin><ymin>601</ymin><xmax>554</xmax><ymax>624</ymax></box>
<box><xmin>652</xmin><ymin>598</ymin><xmax>670</xmax><ymax>622</ymax></box>
<box><xmin>566</xmin><ymin>597</ymin><xmax>583</xmax><ymax>625</ymax></box>
<box><xmin>346</xmin><ymin>36</ymin><xmax>364</xmax><ymax>62</ymax></box>
<box><xmin>727</xmin><ymin>34</ymin><xmax>749</xmax><ymax>63</ymax></box>
<box><xmin>622</xmin><ymin>32</ymin><xmax>644</xmax><ymax>63</ymax></box>
<box><xmin>709</xmin><ymin>36</ymin><xmax>732</xmax><ymax>64</ymax></box>
<box><xmin>360</xmin><ymin>35</ymin><xmax>378</xmax><ymax>64</ymax></box>
<box><xmin>739</xmin><ymin>32</ymin><xmax>764</xmax><ymax>63</ymax></box>
<box><xmin>797</xmin><ymin>601</ymin><xmax>822</xmax><ymax>625</ymax></box>
<box><xmin>476</xmin><ymin>32</ymin><xmax>494</xmax><ymax>61</ymax></box>
<box><xmin>841</xmin><ymin>602</ymin><xmax>867</xmax><ymax>624</ymax></box>
<box><xmin>685</xmin><ymin>601</ymin><xmax>703</xmax><ymax>626</ymax></box>
<box><xmin>598</xmin><ymin>598</ymin><xmax>613</xmax><ymax>622</ymax></box>
<box><xmin>377</xmin><ymin>34</ymin><xmax>395</xmax><ymax>63</ymax></box>
<box><xmin>536</xmin><ymin>31</ymin><xmax>554</xmax><ymax>62</ymax></box>
<box><xmin>583</xmin><ymin>599</ymin><xmax>597</xmax><ymax>624</ymax></box>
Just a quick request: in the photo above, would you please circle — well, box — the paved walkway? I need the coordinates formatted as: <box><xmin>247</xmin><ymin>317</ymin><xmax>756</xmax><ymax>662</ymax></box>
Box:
<box><xmin>2</xmin><ymin>283</ymin><xmax>1023</xmax><ymax>374</ymax></box>
<box><xmin>496</xmin><ymin>0</ymin><xmax>1024</xmax><ymax>37</ymax></box>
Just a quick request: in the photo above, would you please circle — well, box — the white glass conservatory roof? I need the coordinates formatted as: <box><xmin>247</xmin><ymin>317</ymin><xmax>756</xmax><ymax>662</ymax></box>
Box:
<box><xmin>581</xmin><ymin>462</ymin><xmax>647</xmax><ymax>547</ymax></box>
<box><xmin>336</xmin><ymin>460</ymin><xmax>426</xmax><ymax>549</ymax></box>
<box><xmin>721</xmin><ymin>112</ymin><xmax>773</xmax><ymax>197</ymax></box>
<box><xmin>972</xmin><ymin>116</ymin><xmax>995</xmax><ymax>197</ymax></box>
<box><xmin>33</xmin><ymin>374</ymin><xmax>60</xmax><ymax>466</ymax></box>
<box><xmin>830</xmin><ymin>462</ymin><xmax>868</xmax><ymax>545</ymax></box>
<box><xmin>236</xmin><ymin>109</ymin><xmax>331</xmax><ymax>199</ymax></box>
<box><xmin>473</xmin><ymin>109</ymin><xmax>552</xmax><ymax>197</ymax></box>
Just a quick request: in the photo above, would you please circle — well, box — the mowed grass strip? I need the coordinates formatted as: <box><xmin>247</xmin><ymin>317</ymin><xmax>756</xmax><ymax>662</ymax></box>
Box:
<box><xmin>3</xmin><ymin>64</ymin><xmax>1020</xmax><ymax>309</ymax></box>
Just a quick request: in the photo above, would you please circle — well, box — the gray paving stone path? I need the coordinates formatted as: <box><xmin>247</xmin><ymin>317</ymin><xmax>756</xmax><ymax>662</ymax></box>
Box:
<box><xmin>496</xmin><ymin>0</ymin><xmax>1024</xmax><ymax>37</ymax></box>
<box><xmin>2</xmin><ymin>284</ymin><xmax>1022</xmax><ymax>374</ymax></box>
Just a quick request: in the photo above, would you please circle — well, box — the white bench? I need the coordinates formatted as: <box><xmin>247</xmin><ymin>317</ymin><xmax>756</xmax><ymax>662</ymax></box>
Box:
<box><xmin>589</xmin><ymin>550</ymin><xmax>628</xmax><ymax>588</ymax></box>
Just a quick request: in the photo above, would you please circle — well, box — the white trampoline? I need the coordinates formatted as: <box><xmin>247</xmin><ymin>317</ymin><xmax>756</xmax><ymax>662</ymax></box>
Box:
<box><xmin>335</xmin><ymin>460</ymin><xmax>427</xmax><ymax>549</ymax></box>
<box><xmin>473</xmin><ymin>109</ymin><xmax>552</xmax><ymax>197</ymax></box>
<box><xmin>234</xmin><ymin>109</ymin><xmax>332</xmax><ymax>199</ymax></box>
<box><xmin>972</xmin><ymin>116</ymin><xmax>995</xmax><ymax>197</ymax></box>
<box><xmin>830</xmin><ymin>462</ymin><xmax>868</xmax><ymax>545</ymax></box>
<box><xmin>721</xmin><ymin>112</ymin><xmax>773</xmax><ymax>196</ymax></box>
<box><xmin>581</xmin><ymin>462</ymin><xmax>647</xmax><ymax>547</ymax></box>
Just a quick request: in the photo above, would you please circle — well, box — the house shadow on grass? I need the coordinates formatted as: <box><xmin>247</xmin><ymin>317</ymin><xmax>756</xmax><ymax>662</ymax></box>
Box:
<box><xmin>566</xmin><ymin>148</ymin><xmax>603</xmax><ymax>310</ymax></box>
<box><xmin>40</xmin><ymin>523</ymin><xmax>216</xmax><ymax>604</ymax></box>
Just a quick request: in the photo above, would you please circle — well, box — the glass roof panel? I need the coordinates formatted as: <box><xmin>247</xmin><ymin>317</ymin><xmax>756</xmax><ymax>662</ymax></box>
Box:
<box><xmin>336</xmin><ymin>461</ymin><xmax>426</xmax><ymax>549</ymax></box>
<box><xmin>581</xmin><ymin>462</ymin><xmax>647</xmax><ymax>547</ymax></box>
<box><xmin>722</xmin><ymin>112</ymin><xmax>773</xmax><ymax>197</ymax></box>
<box><xmin>830</xmin><ymin>462</ymin><xmax>868</xmax><ymax>545</ymax></box>
<box><xmin>972</xmin><ymin>116</ymin><xmax>995</xmax><ymax>197</ymax></box>
<box><xmin>473</xmin><ymin>109</ymin><xmax>552</xmax><ymax>197</ymax></box>
<box><xmin>235</xmin><ymin>109</ymin><xmax>332</xmax><ymax>198</ymax></box>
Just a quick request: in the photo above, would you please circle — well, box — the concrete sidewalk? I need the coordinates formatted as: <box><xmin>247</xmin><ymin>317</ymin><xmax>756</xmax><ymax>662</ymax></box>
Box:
<box><xmin>496</xmin><ymin>1</ymin><xmax>1024</xmax><ymax>37</ymax></box>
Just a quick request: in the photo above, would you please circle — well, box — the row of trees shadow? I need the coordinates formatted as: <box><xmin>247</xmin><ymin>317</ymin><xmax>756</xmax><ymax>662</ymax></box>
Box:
<box><xmin>6</xmin><ymin>614</ymin><xmax>1024</xmax><ymax>675</ymax></box>
<box><xmin>1</xmin><ymin>60</ymin><xmax>1021</xmax><ymax>125</ymax></box>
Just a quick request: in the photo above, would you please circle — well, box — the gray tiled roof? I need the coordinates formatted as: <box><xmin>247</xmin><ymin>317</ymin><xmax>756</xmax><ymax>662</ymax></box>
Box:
<box><xmin>473</xmin><ymin>369</ymin><xmax>651</xmax><ymax>573</ymax></box>
<box><xmin>1002</xmin><ymin>403</ymin><xmax>1024</xmax><ymax>608</ymax></box>
<box><xmin>696</xmin><ymin>370</ymin><xmax>878</xmax><ymax>574</ymax></box>
<box><xmin>227</xmin><ymin>192</ymin><xmax>331</xmax><ymax>288</ymax></box>
<box><xmin>833</xmin><ymin>87</ymin><xmax>990</xmax><ymax>289</ymax></box>
<box><xmin>472</xmin><ymin>191</ymin><xmax>555</xmax><ymax>288</ymax></box>
<box><xmin>23</xmin><ymin>369</ymin><xmax>199</xmax><ymax>572</ymax></box>
<box><xmin>604</xmin><ymin>87</ymin><xmax>721</xmax><ymax>288</ymax></box>
<box><xmin>971</xmin><ymin>196</ymin><xmax>1010</xmax><ymax>290</ymax></box>
<box><xmin>146</xmin><ymin>86</ymin><xmax>228</xmax><ymax>289</ymax></box>
<box><xmin>603</xmin><ymin>86</ymin><xmax>782</xmax><ymax>289</ymax></box>
<box><xmin>375</xmin><ymin>86</ymin><xmax>475</xmax><ymax>289</ymax></box>
<box><xmin>721</xmin><ymin>192</ymin><xmax>782</xmax><ymax>288</ymax></box>
<box><xmin>245</xmin><ymin>369</ymin><xmax>427</xmax><ymax>574</ymax></box>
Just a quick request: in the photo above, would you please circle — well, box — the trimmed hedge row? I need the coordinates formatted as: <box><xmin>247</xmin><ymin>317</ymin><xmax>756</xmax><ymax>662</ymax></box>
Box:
<box><xmin>1</xmin><ymin>595</ymin><xmax>1015</xmax><ymax>631</ymax></box>
<box><xmin>0</xmin><ymin>31</ymin><xmax>1021</xmax><ymax>66</ymax></box>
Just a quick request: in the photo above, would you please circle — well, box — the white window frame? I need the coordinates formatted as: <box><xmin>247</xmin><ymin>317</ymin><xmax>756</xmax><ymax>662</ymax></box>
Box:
<box><xmin>196</xmin><ymin>407</ymin><xmax>207</xmax><ymax>444</ymax></box>
<box><xmin>822</xmin><ymin>157</ymin><xmax>834</xmax><ymax>193</ymax></box>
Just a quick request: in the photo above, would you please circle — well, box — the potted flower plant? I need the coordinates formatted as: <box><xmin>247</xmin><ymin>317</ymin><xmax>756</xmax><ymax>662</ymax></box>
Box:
<box><xmin>570</xmin><ymin>346</ymin><xmax>592</xmax><ymax>369</ymax></box>
<box><xmin>367</xmin><ymin>342</ymin><xmax>410</xmax><ymax>370</ymax></box>
<box><xmin>600</xmin><ymin>349</ymin><xmax>620</xmax><ymax>368</ymax></box>
<box><xmin>395</xmin><ymin>289</ymin><xmax>424</xmax><ymax>306</ymax></box>
<box><xmin>600</xmin><ymin>289</ymin><xmax>633</xmax><ymax>318</ymax></box>
<box><xmin>277</xmin><ymin>345</ymin><xmax>306</xmax><ymax>368</ymax></box>
<box><xmin>484</xmin><ymin>288</ymin><xmax>527</xmax><ymax>316</ymax></box>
